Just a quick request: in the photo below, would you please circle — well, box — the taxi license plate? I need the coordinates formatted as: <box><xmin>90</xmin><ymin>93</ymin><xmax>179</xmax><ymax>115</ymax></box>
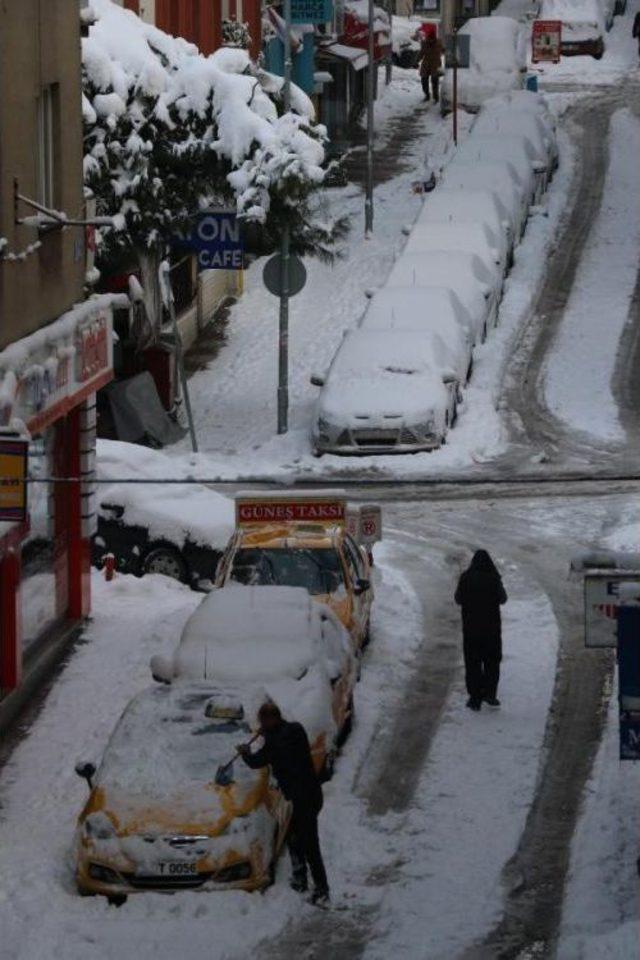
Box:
<box><xmin>155</xmin><ymin>861</ymin><xmax>199</xmax><ymax>877</ymax></box>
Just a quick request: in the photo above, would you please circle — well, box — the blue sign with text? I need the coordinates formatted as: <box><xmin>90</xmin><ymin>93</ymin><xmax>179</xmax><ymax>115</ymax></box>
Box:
<box><xmin>291</xmin><ymin>0</ymin><xmax>333</xmax><ymax>24</ymax></box>
<box><xmin>181</xmin><ymin>212</ymin><xmax>243</xmax><ymax>271</ymax></box>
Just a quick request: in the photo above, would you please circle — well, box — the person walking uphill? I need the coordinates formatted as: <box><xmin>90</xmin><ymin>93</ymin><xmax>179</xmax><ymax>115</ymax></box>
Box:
<box><xmin>455</xmin><ymin>550</ymin><xmax>508</xmax><ymax>711</ymax></box>
<box><xmin>419</xmin><ymin>24</ymin><xmax>444</xmax><ymax>103</ymax></box>
<box><xmin>238</xmin><ymin>702</ymin><xmax>330</xmax><ymax>905</ymax></box>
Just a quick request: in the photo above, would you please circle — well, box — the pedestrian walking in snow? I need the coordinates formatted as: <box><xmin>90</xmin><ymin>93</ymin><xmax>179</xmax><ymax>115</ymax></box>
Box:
<box><xmin>418</xmin><ymin>24</ymin><xmax>444</xmax><ymax>103</ymax></box>
<box><xmin>238</xmin><ymin>702</ymin><xmax>330</xmax><ymax>905</ymax></box>
<box><xmin>633</xmin><ymin>12</ymin><xmax>640</xmax><ymax>56</ymax></box>
<box><xmin>455</xmin><ymin>550</ymin><xmax>508</xmax><ymax>712</ymax></box>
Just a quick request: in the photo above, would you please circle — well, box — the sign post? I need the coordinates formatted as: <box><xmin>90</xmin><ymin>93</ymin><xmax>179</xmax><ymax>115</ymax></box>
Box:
<box><xmin>0</xmin><ymin>437</ymin><xmax>28</xmax><ymax>523</ymax></box>
<box><xmin>445</xmin><ymin>33</ymin><xmax>469</xmax><ymax>146</ymax></box>
<box><xmin>365</xmin><ymin>0</ymin><xmax>375</xmax><ymax>236</ymax></box>
<box><xmin>532</xmin><ymin>20</ymin><xmax>562</xmax><ymax>64</ymax></box>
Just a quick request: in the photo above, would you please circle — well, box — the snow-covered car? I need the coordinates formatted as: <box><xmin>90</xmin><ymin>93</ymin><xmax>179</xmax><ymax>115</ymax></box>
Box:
<box><xmin>417</xmin><ymin>187</ymin><xmax>514</xmax><ymax>266</ymax></box>
<box><xmin>74</xmin><ymin>684</ymin><xmax>292</xmax><ymax>900</ymax></box>
<box><xmin>473</xmin><ymin>108</ymin><xmax>559</xmax><ymax>175</ymax></box>
<box><xmin>441</xmin><ymin>16</ymin><xmax>527</xmax><ymax>114</ymax></box>
<box><xmin>359</xmin><ymin>287</ymin><xmax>474</xmax><ymax>384</ymax></box>
<box><xmin>217</xmin><ymin>494</ymin><xmax>374</xmax><ymax>652</ymax></box>
<box><xmin>311</xmin><ymin>329</ymin><xmax>457</xmax><ymax>454</ymax></box>
<box><xmin>391</xmin><ymin>15</ymin><xmax>423</xmax><ymax>67</ymax></box>
<box><xmin>454</xmin><ymin>134</ymin><xmax>545</xmax><ymax>203</ymax></box>
<box><xmin>539</xmin><ymin>0</ymin><xmax>605</xmax><ymax>57</ymax></box>
<box><xmin>151</xmin><ymin>585</ymin><xmax>357</xmax><ymax>777</ymax></box>
<box><xmin>385</xmin><ymin>250</ymin><xmax>499</xmax><ymax>340</ymax></box>
<box><xmin>483</xmin><ymin>90</ymin><xmax>556</xmax><ymax>136</ymax></box>
<box><xmin>441</xmin><ymin>158</ymin><xmax>530</xmax><ymax>239</ymax></box>
<box><xmin>93</xmin><ymin>484</ymin><xmax>234</xmax><ymax>589</ymax></box>
<box><xmin>404</xmin><ymin>221</ymin><xmax>506</xmax><ymax>299</ymax></box>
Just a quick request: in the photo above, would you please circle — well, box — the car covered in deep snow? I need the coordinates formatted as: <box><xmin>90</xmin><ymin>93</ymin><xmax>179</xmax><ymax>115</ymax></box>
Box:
<box><xmin>453</xmin><ymin>134</ymin><xmax>546</xmax><ymax>204</ymax></box>
<box><xmin>416</xmin><ymin>187</ymin><xmax>514</xmax><ymax>266</ymax></box>
<box><xmin>441</xmin><ymin>158</ymin><xmax>530</xmax><ymax>240</ymax></box>
<box><xmin>472</xmin><ymin>108</ymin><xmax>559</xmax><ymax>177</ymax></box>
<box><xmin>359</xmin><ymin>287</ymin><xmax>474</xmax><ymax>383</ymax></box>
<box><xmin>216</xmin><ymin>493</ymin><xmax>376</xmax><ymax>651</ymax></box>
<box><xmin>539</xmin><ymin>0</ymin><xmax>605</xmax><ymax>58</ymax></box>
<box><xmin>404</xmin><ymin>221</ymin><xmax>506</xmax><ymax>298</ymax></box>
<box><xmin>74</xmin><ymin>683</ymin><xmax>292</xmax><ymax>899</ymax></box>
<box><xmin>150</xmin><ymin>585</ymin><xmax>357</xmax><ymax>778</ymax></box>
<box><xmin>384</xmin><ymin>250</ymin><xmax>499</xmax><ymax>341</ymax></box>
<box><xmin>441</xmin><ymin>17</ymin><xmax>527</xmax><ymax>114</ymax></box>
<box><xmin>311</xmin><ymin>328</ymin><xmax>457</xmax><ymax>454</ymax></box>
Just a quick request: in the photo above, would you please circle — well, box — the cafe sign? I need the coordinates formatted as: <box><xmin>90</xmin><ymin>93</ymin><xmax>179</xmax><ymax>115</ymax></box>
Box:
<box><xmin>0</xmin><ymin>437</ymin><xmax>28</xmax><ymax>522</ymax></box>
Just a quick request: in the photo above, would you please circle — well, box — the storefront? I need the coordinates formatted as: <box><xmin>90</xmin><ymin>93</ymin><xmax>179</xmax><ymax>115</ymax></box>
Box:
<box><xmin>0</xmin><ymin>294</ymin><xmax>123</xmax><ymax>702</ymax></box>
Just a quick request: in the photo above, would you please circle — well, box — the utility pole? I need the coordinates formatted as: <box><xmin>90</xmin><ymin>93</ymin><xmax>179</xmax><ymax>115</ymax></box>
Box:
<box><xmin>365</xmin><ymin>0</ymin><xmax>375</xmax><ymax>236</ymax></box>
<box><xmin>277</xmin><ymin>0</ymin><xmax>293</xmax><ymax>435</ymax></box>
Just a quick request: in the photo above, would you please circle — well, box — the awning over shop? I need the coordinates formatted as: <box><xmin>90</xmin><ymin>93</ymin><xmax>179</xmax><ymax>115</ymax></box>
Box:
<box><xmin>320</xmin><ymin>43</ymin><xmax>369</xmax><ymax>71</ymax></box>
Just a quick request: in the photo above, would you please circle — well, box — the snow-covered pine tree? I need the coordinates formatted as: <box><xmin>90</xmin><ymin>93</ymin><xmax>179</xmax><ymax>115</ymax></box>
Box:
<box><xmin>82</xmin><ymin>0</ymin><xmax>343</xmax><ymax>345</ymax></box>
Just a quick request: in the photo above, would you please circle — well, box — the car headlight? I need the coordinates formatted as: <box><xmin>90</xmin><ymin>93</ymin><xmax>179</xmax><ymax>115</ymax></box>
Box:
<box><xmin>84</xmin><ymin>812</ymin><xmax>116</xmax><ymax>841</ymax></box>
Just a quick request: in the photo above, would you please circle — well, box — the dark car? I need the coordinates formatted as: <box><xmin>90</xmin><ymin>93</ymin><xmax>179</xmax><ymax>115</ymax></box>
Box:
<box><xmin>92</xmin><ymin>495</ymin><xmax>229</xmax><ymax>591</ymax></box>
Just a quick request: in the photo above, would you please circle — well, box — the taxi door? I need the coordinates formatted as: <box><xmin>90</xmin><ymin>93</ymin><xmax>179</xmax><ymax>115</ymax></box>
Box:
<box><xmin>341</xmin><ymin>534</ymin><xmax>372</xmax><ymax>647</ymax></box>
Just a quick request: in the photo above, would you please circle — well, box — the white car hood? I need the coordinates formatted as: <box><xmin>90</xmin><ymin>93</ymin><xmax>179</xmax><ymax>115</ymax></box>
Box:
<box><xmin>321</xmin><ymin>374</ymin><xmax>444</xmax><ymax>426</ymax></box>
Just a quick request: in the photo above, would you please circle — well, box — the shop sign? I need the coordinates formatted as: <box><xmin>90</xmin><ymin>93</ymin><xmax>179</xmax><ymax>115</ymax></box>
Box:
<box><xmin>76</xmin><ymin>312</ymin><xmax>109</xmax><ymax>382</ymax></box>
<box><xmin>236</xmin><ymin>496</ymin><xmax>346</xmax><ymax>526</ymax></box>
<box><xmin>291</xmin><ymin>0</ymin><xmax>333</xmax><ymax>24</ymax></box>
<box><xmin>178</xmin><ymin>213</ymin><xmax>244</xmax><ymax>271</ymax></box>
<box><xmin>584</xmin><ymin>572</ymin><xmax>640</xmax><ymax>647</ymax></box>
<box><xmin>0</xmin><ymin>437</ymin><xmax>28</xmax><ymax>522</ymax></box>
<box><xmin>532</xmin><ymin>20</ymin><xmax>562</xmax><ymax>63</ymax></box>
<box><xmin>347</xmin><ymin>504</ymin><xmax>382</xmax><ymax>546</ymax></box>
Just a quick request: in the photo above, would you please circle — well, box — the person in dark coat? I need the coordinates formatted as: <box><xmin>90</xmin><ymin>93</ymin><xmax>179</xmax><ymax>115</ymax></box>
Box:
<box><xmin>238</xmin><ymin>702</ymin><xmax>329</xmax><ymax>904</ymax></box>
<box><xmin>418</xmin><ymin>24</ymin><xmax>444</xmax><ymax>102</ymax></box>
<box><xmin>455</xmin><ymin>550</ymin><xmax>508</xmax><ymax>711</ymax></box>
<box><xmin>633</xmin><ymin>12</ymin><xmax>640</xmax><ymax>55</ymax></box>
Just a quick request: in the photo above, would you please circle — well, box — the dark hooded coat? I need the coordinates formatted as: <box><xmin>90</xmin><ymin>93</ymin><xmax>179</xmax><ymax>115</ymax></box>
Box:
<box><xmin>454</xmin><ymin>550</ymin><xmax>508</xmax><ymax>658</ymax></box>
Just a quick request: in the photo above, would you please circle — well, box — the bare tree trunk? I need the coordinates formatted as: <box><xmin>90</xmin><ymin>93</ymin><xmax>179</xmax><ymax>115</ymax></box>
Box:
<box><xmin>135</xmin><ymin>244</ymin><xmax>164</xmax><ymax>348</ymax></box>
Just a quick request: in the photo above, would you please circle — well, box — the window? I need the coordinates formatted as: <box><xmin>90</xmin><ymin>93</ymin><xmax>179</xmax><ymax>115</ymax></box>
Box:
<box><xmin>229</xmin><ymin>548</ymin><xmax>345</xmax><ymax>595</ymax></box>
<box><xmin>342</xmin><ymin>535</ymin><xmax>365</xmax><ymax>584</ymax></box>
<box><xmin>37</xmin><ymin>85</ymin><xmax>58</xmax><ymax>210</ymax></box>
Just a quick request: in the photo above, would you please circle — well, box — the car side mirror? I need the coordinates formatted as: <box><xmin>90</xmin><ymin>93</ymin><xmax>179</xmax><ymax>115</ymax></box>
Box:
<box><xmin>150</xmin><ymin>654</ymin><xmax>173</xmax><ymax>684</ymax></box>
<box><xmin>354</xmin><ymin>578</ymin><xmax>370</xmax><ymax>596</ymax></box>
<box><xmin>75</xmin><ymin>761</ymin><xmax>96</xmax><ymax>789</ymax></box>
<box><xmin>310</xmin><ymin>373</ymin><xmax>325</xmax><ymax>388</ymax></box>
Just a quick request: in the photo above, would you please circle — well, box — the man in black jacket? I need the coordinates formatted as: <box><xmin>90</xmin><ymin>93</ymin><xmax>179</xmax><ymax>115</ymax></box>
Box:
<box><xmin>455</xmin><ymin>550</ymin><xmax>508</xmax><ymax>711</ymax></box>
<box><xmin>238</xmin><ymin>702</ymin><xmax>329</xmax><ymax>904</ymax></box>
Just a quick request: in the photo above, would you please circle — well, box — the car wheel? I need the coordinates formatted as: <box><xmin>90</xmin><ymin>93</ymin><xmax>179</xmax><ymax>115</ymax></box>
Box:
<box><xmin>142</xmin><ymin>544</ymin><xmax>188</xmax><ymax>583</ymax></box>
<box><xmin>107</xmin><ymin>894</ymin><xmax>127</xmax><ymax>907</ymax></box>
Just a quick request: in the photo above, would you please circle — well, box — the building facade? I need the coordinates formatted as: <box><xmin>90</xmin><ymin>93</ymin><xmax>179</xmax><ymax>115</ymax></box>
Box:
<box><xmin>0</xmin><ymin>0</ymin><xmax>117</xmax><ymax>720</ymax></box>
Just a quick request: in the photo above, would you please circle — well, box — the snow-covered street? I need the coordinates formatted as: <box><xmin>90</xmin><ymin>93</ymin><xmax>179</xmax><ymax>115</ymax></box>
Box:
<box><xmin>3</xmin><ymin>1</ymin><xmax>640</xmax><ymax>958</ymax></box>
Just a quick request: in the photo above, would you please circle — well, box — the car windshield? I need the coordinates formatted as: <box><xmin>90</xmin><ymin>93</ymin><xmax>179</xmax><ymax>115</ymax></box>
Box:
<box><xmin>230</xmin><ymin>547</ymin><xmax>344</xmax><ymax>595</ymax></box>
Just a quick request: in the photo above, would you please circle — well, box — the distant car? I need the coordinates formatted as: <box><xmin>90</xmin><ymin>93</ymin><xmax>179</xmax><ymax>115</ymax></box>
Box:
<box><xmin>441</xmin><ymin>17</ymin><xmax>527</xmax><ymax>114</ymax></box>
<box><xmin>92</xmin><ymin>483</ymin><xmax>234</xmax><ymax>590</ymax></box>
<box><xmin>539</xmin><ymin>0</ymin><xmax>605</xmax><ymax>58</ymax></box>
<box><xmin>441</xmin><ymin>158</ymin><xmax>530</xmax><ymax>239</ymax></box>
<box><xmin>384</xmin><ymin>250</ymin><xmax>499</xmax><ymax>340</ymax></box>
<box><xmin>417</xmin><ymin>187</ymin><xmax>514</xmax><ymax>267</ymax></box>
<box><xmin>74</xmin><ymin>683</ymin><xmax>292</xmax><ymax>900</ymax></box>
<box><xmin>150</xmin><ymin>585</ymin><xmax>357</xmax><ymax>779</ymax></box>
<box><xmin>391</xmin><ymin>15</ymin><xmax>423</xmax><ymax>67</ymax></box>
<box><xmin>359</xmin><ymin>287</ymin><xmax>474</xmax><ymax>384</ymax></box>
<box><xmin>404</xmin><ymin>221</ymin><xmax>506</xmax><ymax>298</ymax></box>
<box><xmin>311</xmin><ymin>328</ymin><xmax>457</xmax><ymax>454</ymax></box>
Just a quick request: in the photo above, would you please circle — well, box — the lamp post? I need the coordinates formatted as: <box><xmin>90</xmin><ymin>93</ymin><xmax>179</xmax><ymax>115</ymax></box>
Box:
<box><xmin>365</xmin><ymin>0</ymin><xmax>375</xmax><ymax>237</ymax></box>
<box><xmin>277</xmin><ymin>0</ymin><xmax>293</xmax><ymax>435</ymax></box>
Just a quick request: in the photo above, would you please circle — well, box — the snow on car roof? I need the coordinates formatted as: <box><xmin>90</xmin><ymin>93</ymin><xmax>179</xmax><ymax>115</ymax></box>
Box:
<box><xmin>387</xmin><ymin>250</ymin><xmax>493</xmax><ymax>290</ymax></box>
<box><xmin>458</xmin><ymin>16</ymin><xmax>523</xmax><ymax>71</ymax></box>
<box><xmin>330</xmin><ymin>329</ymin><xmax>451</xmax><ymax>381</ymax></box>
<box><xmin>363</xmin><ymin>286</ymin><xmax>473</xmax><ymax>339</ymax></box>
<box><xmin>97</xmin><ymin>440</ymin><xmax>235</xmax><ymax>549</ymax></box>
<box><xmin>457</xmin><ymin>134</ymin><xmax>537</xmax><ymax>167</ymax></box>
<box><xmin>420</xmin><ymin>188</ymin><xmax>504</xmax><ymax>222</ymax></box>
<box><xmin>405</xmin><ymin>221</ymin><xmax>501</xmax><ymax>263</ymax></box>
<box><xmin>178</xmin><ymin>585</ymin><xmax>339</xmax><ymax>681</ymax></box>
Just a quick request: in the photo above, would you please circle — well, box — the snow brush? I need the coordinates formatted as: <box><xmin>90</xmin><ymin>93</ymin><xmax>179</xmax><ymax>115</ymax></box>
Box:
<box><xmin>214</xmin><ymin>732</ymin><xmax>261</xmax><ymax>787</ymax></box>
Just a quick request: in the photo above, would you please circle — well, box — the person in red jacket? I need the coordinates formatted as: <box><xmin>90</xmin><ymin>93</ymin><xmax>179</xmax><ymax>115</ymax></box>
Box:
<box><xmin>418</xmin><ymin>23</ymin><xmax>444</xmax><ymax>102</ymax></box>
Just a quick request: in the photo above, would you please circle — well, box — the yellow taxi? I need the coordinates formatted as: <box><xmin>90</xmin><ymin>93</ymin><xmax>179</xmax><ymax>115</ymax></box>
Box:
<box><xmin>74</xmin><ymin>685</ymin><xmax>292</xmax><ymax>901</ymax></box>
<box><xmin>215</xmin><ymin>493</ymin><xmax>380</xmax><ymax>652</ymax></box>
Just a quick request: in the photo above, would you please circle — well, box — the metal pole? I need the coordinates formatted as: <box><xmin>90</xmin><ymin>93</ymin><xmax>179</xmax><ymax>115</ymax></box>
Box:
<box><xmin>452</xmin><ymin>30</ymin><xmax>458</xmax><ymax>147</ymax></box>
<box><xmin>277</xmin><ymin>0</ymin><xmax>293</xmax><ymax>434</ymax></box>
<box><xmin>365</xmin><ymin>0</ymin><xmax>375</xmax><ymax>236</ymax></box>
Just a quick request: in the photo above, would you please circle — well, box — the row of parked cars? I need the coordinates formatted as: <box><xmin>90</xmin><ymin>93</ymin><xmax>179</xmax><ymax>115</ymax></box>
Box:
<box><xmin>75</xmin><ymin>493</ymin><xmax>379</xmax><ymax>901</ymax></box>
<box><xmin>311</xmin><ymin>87</ymin><xmax>558</xmax><ymax>456</ymax></box>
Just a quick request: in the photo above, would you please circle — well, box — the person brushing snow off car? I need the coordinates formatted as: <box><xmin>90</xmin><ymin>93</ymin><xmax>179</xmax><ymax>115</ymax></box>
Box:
<box><xmin>238</xmin><ymin>702</ymin><xmax>330</xmax><ymax>905</ymax></box>
<box><xmin>455</xmin><ymin>550</ymin><xmax>508</xmax><ymax>712</ymax></box>
<box><xmin>418</xmin><ymin>23</ymin><xmax>444</xmax><ymax>103</ymax></box>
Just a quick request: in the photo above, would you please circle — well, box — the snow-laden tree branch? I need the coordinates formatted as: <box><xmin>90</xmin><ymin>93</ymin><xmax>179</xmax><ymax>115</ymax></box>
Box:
<box><xmin>82</xmin><ymin>0</ymin><xmax>344</xmax><ymax>343</ymax></box>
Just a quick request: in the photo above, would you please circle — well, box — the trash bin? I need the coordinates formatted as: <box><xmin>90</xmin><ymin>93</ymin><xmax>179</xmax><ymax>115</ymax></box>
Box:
<box><xmin>526</xmin><ymin>74</ymin><xmax>539</xmax><ymax>92</ymax></box>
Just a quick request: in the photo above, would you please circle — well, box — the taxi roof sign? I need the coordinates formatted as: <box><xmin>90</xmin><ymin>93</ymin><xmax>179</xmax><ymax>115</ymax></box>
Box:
<box><xmin>235</xmin><ymin>491</ymin><xmax>347</xmax><ymax>527</ymax></box>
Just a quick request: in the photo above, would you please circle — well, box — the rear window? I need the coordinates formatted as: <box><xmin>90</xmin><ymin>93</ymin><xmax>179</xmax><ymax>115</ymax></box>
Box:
<box><xmin>230</xmin><ymin>547</ymin><xmax>344</xmax><ymax>595</ymax></box>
